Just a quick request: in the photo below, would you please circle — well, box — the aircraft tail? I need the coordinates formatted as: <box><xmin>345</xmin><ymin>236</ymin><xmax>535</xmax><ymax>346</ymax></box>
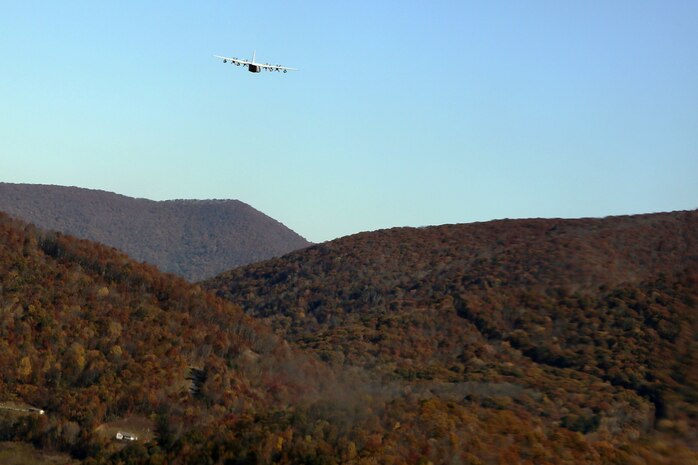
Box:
<box><xmin>252</xmin><ymin>50</ymin><xmax>256</xmax><ymax>64</ymax></box>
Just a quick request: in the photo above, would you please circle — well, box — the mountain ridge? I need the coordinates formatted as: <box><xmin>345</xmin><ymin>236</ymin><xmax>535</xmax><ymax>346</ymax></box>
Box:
<box><xmin>204</xmin><ymin>209</ymin><xmax>698</xmax><ymax>450</ymax></box>
<box><xmin>0</xmin><ymin>182</ymin><xmax>311</xmax><ymax>281</ymax></box>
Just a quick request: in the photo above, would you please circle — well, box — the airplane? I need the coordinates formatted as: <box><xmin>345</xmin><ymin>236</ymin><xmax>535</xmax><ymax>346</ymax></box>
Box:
<box><xmin>213</xmin><ymin>51</ymin><xmax>297</xmax><ymax>74</ymax></box>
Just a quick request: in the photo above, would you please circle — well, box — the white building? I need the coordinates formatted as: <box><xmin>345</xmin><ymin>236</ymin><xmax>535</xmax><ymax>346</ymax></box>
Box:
<box><xmin>116</xmin><ymin>431</ymin><xmax>138</xmax><ymax>441</ymax></box>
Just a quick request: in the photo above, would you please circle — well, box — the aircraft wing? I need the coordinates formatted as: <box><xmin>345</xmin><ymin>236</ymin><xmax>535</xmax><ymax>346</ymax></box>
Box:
<box><xmin>213</xmin><ymin>55</ymin><xmax>253</xmax><ymax>66</ymax></box>
<box><xmin>256</xmin><ymin>62</ymin><xmax>298</xmax><ymax>72</ymax></box>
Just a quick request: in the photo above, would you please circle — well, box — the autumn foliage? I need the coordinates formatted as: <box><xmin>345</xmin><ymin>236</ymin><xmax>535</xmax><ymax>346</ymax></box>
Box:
<box><xmin>206</xmin><ymin>210</ymin><xmax>698</xmax><ymax>463</ymax></box>
<box><xmin>0</xmin><ymin>182</ymin><xmax>311</xmax><ymax>281</ymax></box>
<box><xmin>2</xmin><ymin>210</ymin><xmax>698</xmax><ymax>463</ymax></box>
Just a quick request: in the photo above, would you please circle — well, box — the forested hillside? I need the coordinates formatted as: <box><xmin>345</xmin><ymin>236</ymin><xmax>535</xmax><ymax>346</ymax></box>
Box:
<box><xmin>205</xmin><ymin>210</ymin><xmax>698</xmax><ymax>462</ymax></box>
<box><xmin>2</xmin><ymin>210</ymin><xmax>698</xmax><ymax>463</ymax></box>
<box><xmin>0</xmin><ymin>212</ymin><xmax>333</xmax><ymax>463</ymax></box>
<box><xmin>0</xmin><ymin>183</ymin><xmax>310</xmax><ymax>281</ymax></box>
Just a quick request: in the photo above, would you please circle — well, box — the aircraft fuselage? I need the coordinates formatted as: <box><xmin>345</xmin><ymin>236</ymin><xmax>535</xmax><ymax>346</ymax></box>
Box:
<box><xmin>248</xmin><ymin>64</ymin><xmax>261</xmax><ymax>73</ymax></box>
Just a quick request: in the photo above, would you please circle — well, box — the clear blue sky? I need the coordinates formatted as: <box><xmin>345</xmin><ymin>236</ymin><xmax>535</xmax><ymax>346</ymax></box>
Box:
<box><xmin>1</xmin><ymin>1</ymin><xmax>696</xmax><ymax>242</ymax></box>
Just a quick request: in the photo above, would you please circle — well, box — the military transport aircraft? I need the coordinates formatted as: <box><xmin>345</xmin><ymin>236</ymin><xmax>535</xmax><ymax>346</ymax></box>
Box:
<box><xmin>213</xmin><ymin>51</ymin><xmax>297</xmax><ymax>74</ymax></box>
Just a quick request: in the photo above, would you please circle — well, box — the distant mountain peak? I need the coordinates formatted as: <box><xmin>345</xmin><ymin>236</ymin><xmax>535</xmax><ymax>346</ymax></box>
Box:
<box><xmin>0</xmin><ymin>182</ymin><xmax>311</xmax><ymax>281</ymax></box>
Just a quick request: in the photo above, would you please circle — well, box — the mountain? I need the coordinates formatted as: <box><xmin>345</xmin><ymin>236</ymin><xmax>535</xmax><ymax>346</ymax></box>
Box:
<box><xmin>0</xmin><ymin>212</ymin><xmax>340</xmax><ymax>463</ymax></box>
<box><xmin>3</xmin><ymin>208</ymin><xmax>698</xmax><ymax>463</ymax></box>
<box><xmin>205</xmin><ymin>210</ymin><xmax>698</xmax><ymax>459</ymax></box>
<box><xmin>0</xmin><ymin>183</ymin><xmax>310</xmax><ymax>281</ymax></box>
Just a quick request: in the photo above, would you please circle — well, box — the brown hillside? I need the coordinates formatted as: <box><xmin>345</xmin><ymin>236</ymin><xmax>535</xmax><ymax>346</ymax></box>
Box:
<box><xmin>205</xmin><ymin>210</ymin><xmax>698</xmax><ymax>455</ymax></box>
<box><xmin>3</xmin><ymin>210</ymin><xmax>698</xmax><ymax>463</ymax></box>
<box><xmin>0</xmin><ymin>212</ymin><xmax>339</xmax><ymax>463</ymax></box>
<box><xmin>205</xmin><ymin>211</ymin><xmax>697</xmax><ymax>310</ymax></box>
<box><xmin>0</xmin><ymin>182</ymin><xmax>311</xmax><ymax>281</ymax></box>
